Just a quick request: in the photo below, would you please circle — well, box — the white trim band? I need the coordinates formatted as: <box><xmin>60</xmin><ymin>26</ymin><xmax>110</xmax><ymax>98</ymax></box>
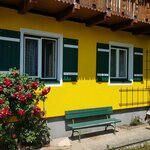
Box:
<box><xmin>64</xmin><ymin>72</ymin><xmax>78</xmax><ymax>75</ymax></box>
<box><xmin>97</xmin><ymin>73</ymin><xmax>108</xmax><ymax>76</ymax></box>
<box><xmin>0</xmin><ymin>36</ymin><xmax>20</xmax><ymax>42</ymax></box>
<box><xmin>64</xmin><ymin>44</ymin><xmax>78</xmax><ymax>49</ymax></box>
<box><xmin>98</xmin><ymin>48</ymin><xmax>109</xmax><ymax>52</ymax></box>
<box><xmin>134</xmin><ymin>52</ymin><xmax>143</xmax><ymax>55</ymax></box>
<box><xmin>134</xmin><ymin>74</ymin><xmax>143</xmax><ymax>77</ymax></box>
<box><xmin>0</xmin><ymin>71</ymin><xmax>9</xmax><ymax>74</ymax></box>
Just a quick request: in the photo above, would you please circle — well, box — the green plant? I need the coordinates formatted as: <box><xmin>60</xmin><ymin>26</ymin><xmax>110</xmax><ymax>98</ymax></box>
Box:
<box><xmin>0</xmin><ymin>122</ymin><xmax>18</xmax><ymax>150</ymax></box>
<box><xmin>0</xmin><ymin>68</ymin><xmax>51</xmax><ymax>149</ymax></box>
<box><xmin>19</xmin><ymin>116</ymin><xmax>50</xmax><ymax>148</ymax></box>
<box><xmin>130</xmin><ymin>116</ymin><xmax>142</xmax><ymax>126</ymax></box>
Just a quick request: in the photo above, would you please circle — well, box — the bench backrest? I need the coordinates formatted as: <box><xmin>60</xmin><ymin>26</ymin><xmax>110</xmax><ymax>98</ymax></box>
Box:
<box><xmin>65</xmin><ymin>106</ymin><xmax>113</xmax><ymax>120</ymax></box>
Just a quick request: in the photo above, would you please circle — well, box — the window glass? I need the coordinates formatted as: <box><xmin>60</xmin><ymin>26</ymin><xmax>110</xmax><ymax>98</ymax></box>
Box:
<box><xmin>111</xmin><ymin>49</ymin><xmax>116</xmax><ymax>77</ymax></box>
<box><xmin>42</xmin><ymin>39</ymin><xmax>57</xmax><ymax>79</ymax></box>
<box><xmin>119</xmin><ymin>50</ymin><xmax>126</xmax><ymax>77</ymax></box>
<box><xmin>110</xmin><ymin>47</ymin><xmax>127</xmax><ymax>79</ymax></box>
<box><xmin>25</xmin><ymin>38</ymin><xmax>38</xmax><ymax>77</ymax></box>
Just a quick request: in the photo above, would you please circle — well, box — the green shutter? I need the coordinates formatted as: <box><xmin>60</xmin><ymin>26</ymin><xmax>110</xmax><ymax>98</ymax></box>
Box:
<box><xmin>0</xmin><ymin>29</ymin><xmax>20</xmax><ymax>38</ymax></box>
<box><xmin>0</xmin><ymin>29</ymin><xmax>20</xmax><ymax>71</ymax></box>
<box><xmin>63</xmin><ymin>38</ymin><xmax>78</xmax><ymax>81</ymax></box>
<box><xmin>96</xmin><ymin>43</ymin><xmax>109</xmax><ymax>82</ymax></box>
<box><xmin>133</xmin><ymin>47</ymin><xmax>143</xmax><ymax>81</ymax></box>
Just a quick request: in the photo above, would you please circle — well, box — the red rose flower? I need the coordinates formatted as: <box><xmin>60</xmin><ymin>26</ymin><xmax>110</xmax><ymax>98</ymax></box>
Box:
<box><xmin>15</xmin><ymin>85</ymin><xmax>23</xmax><ymax>91</ymax></box>
<box><xmin>3</xmin><ymin>107</ymin><xmax>11</xmax><ymax>116</ymax></box>
<box><xmin>17</xmin><ymin>109</ymin><xmax>25</xmax><ymax>116</ymax></box>
<box><xmin>33</xmin><ymin>106</ymin><xmax>41</xmax><ymax>113</ymax></box>
<box><xmin>26</xmin><ymin>92</ymin><xmax>32</xmax><ymax>99</ymax></box>
<box><xmin>11</xmin><ymin>93</ymin><xmax>17</xmax><ymax>99</ymax></box>
<box><xmin>0</xmin><ymin>107</ymin><xmax>11</xmax><ymax>118</ymax></box>
<box><xmin>31</xmin><ymin>82</ymin><xmax>38</xmax><ymax>90</ymax></box>
<box><xmin>11</xmin><ymin>72</ymin><xmax>19</xmax><ymax>76</ymax></box>
<box><xmin>0</xmin><ymin>99</ymin><xmax>5</xmax><ymax>104</ymax></box>
<box><xmin>12</xmin><ymin>134</ymin><xmax>17</xmax><ymax>139</ymax></box>
<box><xmin>0</xmin><ymin>86</ymin><xmax>3</xmax><ymax>92</ymax></box>
<box><xmin>0</xmin><ymin>110</ymin><xmax>5</xmax><ymax>118</ymax></box>
<box><xmin>15</xmin><ymin>81</ymin><xmax>20</xmax><ymax>85</ymax></box>
<box><xmin>18</xmin><ymin>94</ymin><xmax>27</xmax><ymax>102</ymax></box>
<box><xmin>40</xmin><ymin>87</ymin><xmax>51</xmax><ymax>96</ymax></box>
<box><xmin>33</xmin><ymin>106</ymin><xmax>41</xmax><ymax>116</ymax></box>
<box><xmin>23</xmin><ymin>84</ymin><xmax>31</xmax><ymax>88</ymax></box>
<box><xmin>3</xmin><ymin>78</ymin><xmax>12</xmax><ymax>87</ymax></box>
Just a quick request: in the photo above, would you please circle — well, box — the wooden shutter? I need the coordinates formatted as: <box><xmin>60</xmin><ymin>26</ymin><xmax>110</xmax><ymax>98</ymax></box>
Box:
<box><xmin>96</xmin><ymin>43</ymin><xmax>109</xmax><ymax>82</ymax></box>
<box><xmin>63</xmin><ymin>38</ymin><xmax>78</xmax><ymax>81</ymax></box>
<box><xmin>0</xmin><ymin>29</ymin><xmax>20</xmax><ymax>71</ymax></box>
<box><xmin>133</xmin><ymin>47</ymin><xmax>143</xmax><ymax>81</ymax></box>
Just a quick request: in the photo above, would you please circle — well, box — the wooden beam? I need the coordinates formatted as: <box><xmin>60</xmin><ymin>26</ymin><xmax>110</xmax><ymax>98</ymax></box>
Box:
<box><xmin>18</xmin><ymin>0</ymin><xmax>37</xmax><ymax>14</ymax></box>
<box><xmin>85</xmin><ymin>12</ymin><xmax>111</xmax><ymax>27</ymax></box>
<box><xmin>132</xmin><ymin>25</ymin><xmax>150</xmax><ymax>35</ymax></box>
<box><xmin>56</xmin><ymin>3</ymin><xmax>80</xmax><ymax>21</ymax></box>
<box><xmin>111</xmin><ymin>19</ymin><xmax>136</xmax><ymax>31</ymax></box>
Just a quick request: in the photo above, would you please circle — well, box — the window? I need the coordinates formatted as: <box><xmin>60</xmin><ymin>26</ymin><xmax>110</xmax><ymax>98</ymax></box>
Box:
<box><xmin>110</xmin><ymin>47</ymin><xmax>128</xmax><ymax>79</ymax></box>
<box><xmin>24</xmin><ymin>37</ymin><xmax>57</xmax><ymax>79</ymax></box>
<box><xmin>109</xmin><ymin>42</ymin><xmax>133</xmax><ymax>84</ymax></box>
<box><xmin>20</xmin><ymin>29</ymin><xmax>63</xmax><ymax>86</ymax></box>
<box><xmin>96</xmin><ymin>42</ymin><xmax>135</xmax><ymax>84</ymax></box>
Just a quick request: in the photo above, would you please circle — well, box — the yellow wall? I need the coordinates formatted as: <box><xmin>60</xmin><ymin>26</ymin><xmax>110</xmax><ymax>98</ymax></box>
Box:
<box><xmin>1</xmin><ymin>7</ymin><xmax>150</xmax><ymax>117</ymax></box>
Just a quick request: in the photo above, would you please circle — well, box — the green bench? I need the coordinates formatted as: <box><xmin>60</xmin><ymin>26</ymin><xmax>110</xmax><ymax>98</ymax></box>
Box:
<box><xmin>65</xmin><ymin>106</ymin><xmax>121</xmax><ymax>141</ymax></box>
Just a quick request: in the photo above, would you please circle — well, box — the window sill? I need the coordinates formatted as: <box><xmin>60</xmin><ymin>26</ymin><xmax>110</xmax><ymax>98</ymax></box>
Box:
<box><xmin>41</xmin><ymin>80</ymin><xmax>62</xmax><ymax>87</ymax></box>
<box><xmin>109</xmin><ymin>79</ymin><xmax>133</xmax><ymax>85</ymax></box>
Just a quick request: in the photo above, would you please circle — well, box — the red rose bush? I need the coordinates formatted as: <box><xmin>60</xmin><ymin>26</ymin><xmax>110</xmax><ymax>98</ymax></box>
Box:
<box><xmin>0</xmin><ymin>69</ymin><xmax>51</xmax><ymax>149</ymax></box>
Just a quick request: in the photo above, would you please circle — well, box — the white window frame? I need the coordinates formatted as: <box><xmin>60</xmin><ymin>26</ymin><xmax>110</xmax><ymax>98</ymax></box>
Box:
<box><xmin>109</xmin><ymin>42</ymin><xmax>134</xmax><ymax>85</ymax></box>
<box><xmin>20</xmin><ymin>28</ymin><xmax>63</xmax><ymax>87</ymax></box>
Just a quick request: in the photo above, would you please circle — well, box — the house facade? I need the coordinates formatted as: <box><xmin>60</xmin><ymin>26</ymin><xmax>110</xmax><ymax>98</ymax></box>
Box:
<box><xmin>0</xmin><ymin>0</ymin><xmax>150</xmax><ymax>138</ymax></box>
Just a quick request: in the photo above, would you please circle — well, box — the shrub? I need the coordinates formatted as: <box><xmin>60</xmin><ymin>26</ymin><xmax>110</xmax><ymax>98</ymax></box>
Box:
<box><xmin>0</xmin><ymin>68</ymin><xmax>51</xmax><ymax>149</ymax></box>
<box><xmin>130</xmin><ymin>116</ymin><xmax>142</xmax><ymax>126</ymax></box>
<box><xmin>19</xmin><ymin>116</ymin><xmax>50</xmax><ymax>148</ymax></box>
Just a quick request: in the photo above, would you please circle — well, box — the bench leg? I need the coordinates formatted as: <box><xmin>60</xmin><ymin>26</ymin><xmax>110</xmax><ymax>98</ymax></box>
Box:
<box><xmin>71</xmin><ymin>130</ymin><xmax>75</xmax><ymax>138</ymax></box>
<box><xmin>105</xmin><ymin>125</ymin><xmax>109</xmax><ymax>131</ymax></box>
<box><xmin>106</xmin><ymin>124</ymin><xmax>117</xmax><ymax>134</ymax></box>
<box><xmin>71</xmin><ymin>130</ymin><xmax>81</xmax><ymax>142</ymax></box>
<box><xmin>113</xmin><ymin>123</ymin><xmax>116</xmax><ymax>135</ymax></box>
<box><xmin>110</xmin><ymin>123</ymin><xmax>116</xmax><ymax>134</ymax></box>
<box><xmin>78</xmin><ymin>130</ymin><xmax>81</xmax><ymax>142</ymax></box>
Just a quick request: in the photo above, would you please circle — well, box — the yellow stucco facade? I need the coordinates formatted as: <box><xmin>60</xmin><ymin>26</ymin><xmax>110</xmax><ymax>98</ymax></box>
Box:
<box><xmin>1</xmin><ymin>7</ymin><xmax>150</xmax><ymax>117</ymax></box>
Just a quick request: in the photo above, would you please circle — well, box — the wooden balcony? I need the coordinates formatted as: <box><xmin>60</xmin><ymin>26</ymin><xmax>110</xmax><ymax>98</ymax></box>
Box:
<box><xmin>0</xmin><ymin>0</ymin><xmax>149</xmax><ymax>35</ymax></box>
<box><xmin>76</xmin><ymin>0</ymin><xmax>150</xmax><ymax>23</ymax></box>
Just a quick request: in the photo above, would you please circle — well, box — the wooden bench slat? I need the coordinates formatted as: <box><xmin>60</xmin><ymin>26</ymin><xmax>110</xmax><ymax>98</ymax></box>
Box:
<box><xmin>68</xmin><ymin>118</ymin><xmax>121</xmax><ymax>129</ymax></box>
<box><xmin>65</xmin><ymin>106</ymin><xmax>113</xmax><ymax>119</ymax></box>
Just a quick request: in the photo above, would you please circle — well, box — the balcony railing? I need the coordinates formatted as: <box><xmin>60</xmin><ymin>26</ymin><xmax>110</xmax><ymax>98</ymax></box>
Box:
<box><xmin>60</xmin><ymin>0</ymin><xmax>150</xmax><ymax>23</ymax></box>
